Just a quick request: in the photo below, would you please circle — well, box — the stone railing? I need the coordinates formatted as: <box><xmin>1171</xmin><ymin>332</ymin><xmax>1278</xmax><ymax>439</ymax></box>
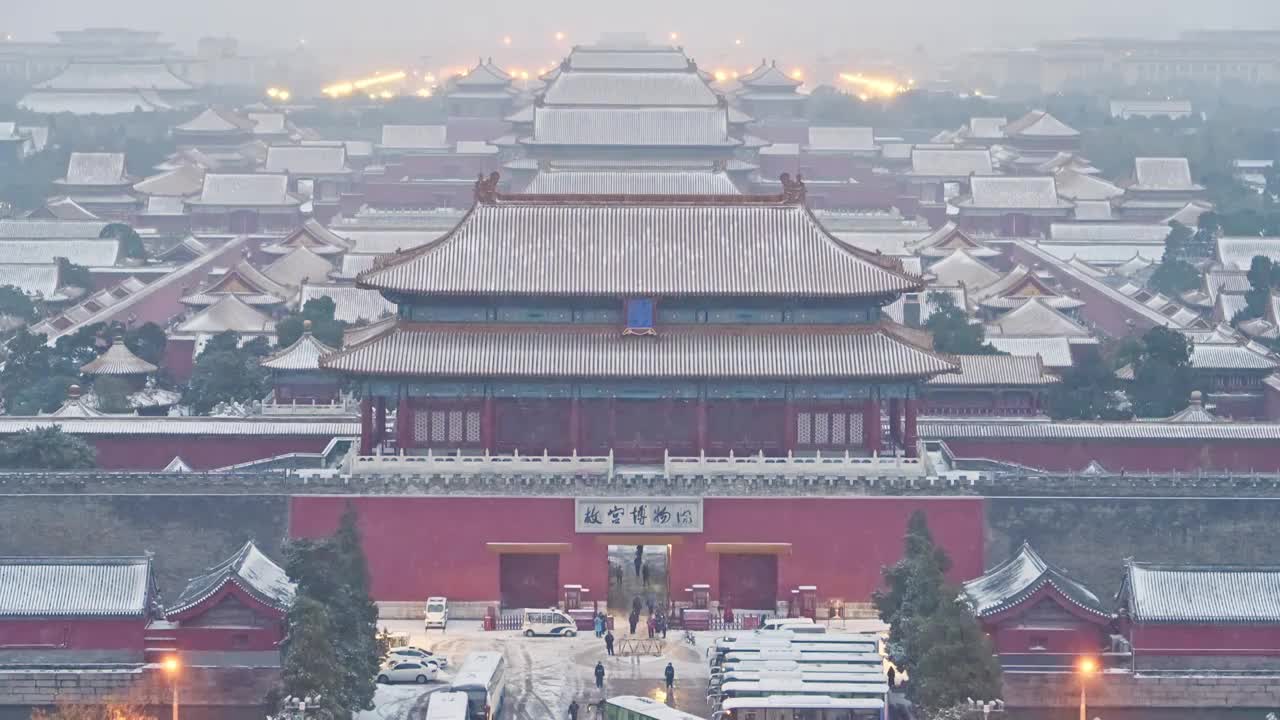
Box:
<box><xmin>664</xmin><ymin>449</ymin><xmax>925</xmax><ymax>477</ymax></box>
<box><xmin>347</xmin><ymin>449</ymin><xmax>615</xmax><ymax>476</ymax></box>
<box><xmin>259</xmin><ymin>397</ymin><xmax>358</xmax><ymax>416</ymax></box>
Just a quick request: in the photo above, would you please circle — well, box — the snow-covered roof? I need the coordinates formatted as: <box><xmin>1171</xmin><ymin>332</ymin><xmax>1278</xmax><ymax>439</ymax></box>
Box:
<box><xmin>1049</xmin><ymin>223</ymin><xmax>1169</xmax><ymax>243</ymax></box>
<box><xmin>176</xmin><ymin>294</ymin><xmax>276</xmax><ymax>334</ymax></box>
<box><xmin>963</xmin><ymin>543</ymin><xmax>1108</xmax><ymax>618</ymax></box>
<box><xmin>927</xmin><ymin>248</ymin><xmax>1002</xmax><ymax>288</ymax></box>
<box><xmin>1217</xmin><ymin>236</ymin><xmax>1280</xmax><ymax>271</ymax></box>
<box><xmin>965</xmin><ymin>117</ymin><xmax>1007</xmax><ymax>140</ymax></box>
<box><xmin>133</xmin><ymin>164</ymin><xmax>205</xmax><ymax>197</ymax></box>
<box><xmin>807</xmin><ymin>127</ymin><xmax>876</xmax><ymax>153</ymax></box>
<box><xmin>0</xmin><ymin>220</ymin><xmax>109</xmax><ymax>240</ymax></box>
<box><xmin>926</xmin><ymin>355</ymin><xmax>1058</xmax><ymax>386</ymax></box>
<box><xmin>0</xmin><ymin>556</ymin><xmax>153</xmax><ymax>617</ymax></box>
<box><xmin>960</xmin><ymin>177</ymin><xmax>1071</xmax><ymax>210</ymax></box>
<box><xmin>909</xmin><ymin>149</ymin><xmax>993</xmax><ymax>177</ymax></box>
<box><xmin>246</xmin><ymin>112</ymin><xmax>288</xmax><ymax>135</ymax></box>
<box><xmin>168</xmin><ymin>541</ymin><xmax>294</xmax><ymax>616</ymax></box>
<box><xmin>1132</xmin><ymin>157</ymin><xmax>1202</xmax><ymax>192</ymax></box>
<box><xmin>985</xmin><ymin>336</ymin><xmax>1074</xmax><ymax>368</ymax></box>
<box><xmin>175</xmin><ymin>107</ymin><xmax>253</xmax><ymax>134</ymax></box>
<box><xmin>1053</xmin><ymin>169</ymin><xmax>1123</xmax><ymax>201</ymax></box>
<box><xmin>58</xmin><ymin>153</ymin><xmax>128</xmax><ymax>187</ymax></box>
<box><xmin>262</xmin><ymin>246</ymin><xmax>334</xmax><ymax>289</ymax></box>
<box><xmin>19</xmin><ymin>91</ymin><xmax>171</xmax><ymax>115</ymax></box>
<box><xmin>380</xmin><ymin>125</ymin><xmax>449</xmax><ymax>151</ymax></box>
<box><xmin>986</xmin><ymin>298</ymin><xmax>1092</xmax><ymax>338</ymax></box>
<box><xmin>264</xmin><ymin>144</ymin><xmax>349</xmax><ymax>175</ymax></box>
<box><xmin>35</xmin><ymin>62</ymin><xmax>192</xmax><ymax>91</ymax></box>
<box><xmin>191</xmin><ymin>173</ymin><xmax>299</xmax><ymax>207</ymax></box>
<box><xmin>0</xmin><ymin>263</ymin><xmax>65</xmax><ymax>298</ymax></box>
<box><xmin>299</xmin><ymin>283</ymin><xmax>397</xmax><ymax>324</ymax></box>
<box><xmin>261</xmin><ymin>329</ymin><xmax>338</xmax><ymax>371</ymax></box>
<box><xmin>1004</xmin><ymin>110</ymin><xmax>1079</xmax><ymax>138</ymax></box>
<box><xmin>0</xmin><ymin>239</ymin><xmax>120</xmax><ymax>267</ymax></box>
<box><xmin>80</xmin><ymin>339</ymin><xmax>158</xmax><ymax>376</ymax></box>
<box><xmin>1121</xmin><ymin>562</ymin><xmax>1280</xmax><ymax>624</ymax></box>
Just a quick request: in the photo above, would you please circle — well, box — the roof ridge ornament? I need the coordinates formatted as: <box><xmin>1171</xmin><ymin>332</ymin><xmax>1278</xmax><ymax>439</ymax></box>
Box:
<box><xmin>474</xmin><ymin>172</ymin><xmax>501</xmax><ymax>203</ymax></box>
<box><xmin>779</xmin><ymin>173</ymin><xmax>806</xmax><ymax>204</ymax></box>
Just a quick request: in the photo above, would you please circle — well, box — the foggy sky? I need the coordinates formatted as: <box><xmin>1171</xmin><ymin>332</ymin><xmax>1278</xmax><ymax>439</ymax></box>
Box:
<box><xmin>9</xmin><ymin>0</ymin><xmax>1280</xmax><ymax>63</ymax></box>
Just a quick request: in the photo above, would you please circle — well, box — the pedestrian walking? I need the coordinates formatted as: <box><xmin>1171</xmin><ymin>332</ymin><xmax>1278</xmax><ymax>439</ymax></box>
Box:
<box><xmin>569</xmin><ymin>700</ymin><xmax>580</xmax><ymax>720</ymax></box>
<box><xmin>634</xmin><ymin>546</ymin><xmax>643</xmax><ymax>577</ymax></box>
<box><xmin>594</xmin><ymin>661</ymin><xmax>606</xmax><ymax>690</ymax></box>
<box><xmin>641</xmin><ymin>562</ymin><xmax>650</xmax><ymax>586</ymax></box>
<box><xmin>647</xmin><ymin>614</ymin><xmax>656</xmax><ymax>639</ymax></box>
<box><xmin>594</xmin><ymin>613</ymin><xmax>604</xmax><ymax>638</ymax></box>
<box><xmin>604</xmin><ymin>630</ymin><xmax>615</xmax><ymax>656</ymax></box>
<box><xmin>664</xmin><ymin>662</ymin><xmax>675</xmax><ymax>691</ymax></box>
<box><xmin>629</xmin><ymin>609</ymin><xmax>639</xmax><ymax>635</ymax></box>
<box><xmin>658</xmin><ymin>614</ymin><xmax>668</xmax><ymax>639</ymax></box>
<box><xmin>887</xmin><ymin>666</ymin><xmax>896</xmax><ymax>689</ymax></box>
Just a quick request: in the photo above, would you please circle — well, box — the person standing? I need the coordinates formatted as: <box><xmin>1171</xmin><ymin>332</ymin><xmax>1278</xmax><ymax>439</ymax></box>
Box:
<box><xmin>658</xmin><ymin>614</ymin><xmax>668</xmax><ymax>639</ymax></box>
<box><xmin>604</xmin><ymin>630</ymin><xmax>615</xmax><ymax>656</ymax></box>
<box><xmin>569</xmin><ymin>700</ymin><xmax>580</xmax><ymax>720</ymax></box>
<box><xmin>628</xmin><ymin>609</ymin><xmax>639</xmax><ymax>635</ymax></box>
<box><xmin>887</xmin><ymin>666</ymin><xmax>897</xmax><ymax>689</ymax></box>
<box><xmin>647</xmin><ymin>614</ymin><xmax>656</xmax><ymax>639</ymax></box>
<box><xmin>594</xmin><ymin>613</ymin><xmax>604</xmax><ymax>638</ymax></box>
<box><xmin>634</xmin><ymin>546</ymin><xmax>643</xmax><ymax>577</ymax></box>
<box><xmin>594</xmin><ymin>661</ymin><xmax>606</xmax><ymax>690</ymax></box>
<box><xmin>664</xmin><ymin>662</ymin><xmax>675</xmax><ymax>691</ymax></box>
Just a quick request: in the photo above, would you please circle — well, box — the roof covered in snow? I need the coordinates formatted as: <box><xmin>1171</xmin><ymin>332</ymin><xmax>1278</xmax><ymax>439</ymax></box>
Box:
<box><xmin>963</xmin><ymin>543</ymin><xmax>1108</xmax><ymax>618</ymax></box>
<box><xmin>168</xmin><ymin>541</ymin><xmax>294</xmax><ymax>616</ymax></box>
<box><xmin>1121</xmin><ymin>563</ymin><xmax>1280</xmax><ymax>624</ymax></box>
<box><xmin>0</xmin><ymin>556</ymin><xmax>154</xmax><ymax>618</ymax></box>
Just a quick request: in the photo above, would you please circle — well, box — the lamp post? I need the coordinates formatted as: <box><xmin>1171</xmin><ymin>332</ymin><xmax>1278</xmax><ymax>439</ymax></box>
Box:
<box><xmin>1076</xmin><ymin>656</ymin><xmax>1098</xmax><ymax>720</ymax></box>
<box><xmin>162</xmin><ymin>655</ymin><xmax>181</xmax><ymax>720</ymax></box>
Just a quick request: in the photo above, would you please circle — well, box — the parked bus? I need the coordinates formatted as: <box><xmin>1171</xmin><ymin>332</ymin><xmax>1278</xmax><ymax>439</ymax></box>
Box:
<box><xmin>712</xmin><ymin>669</ymin><xmax>886</xmax><ymax>688</ymax></box>
<box><xmin>712</xmin><ymin>661</ymin><xmax>884</xmax><ymax>680</ymax></box>
<box><xmin>713</xmin><ymin>679</ymin><xmax>889</xmax><ymax>704</ymax></box>
<box><xmin>425</xmin><ymin>692</ymin><xmax>470</xmax><ymax>720</ymax></box>
<box><xmin>449</xmin><ymin>652</ymin><xmax>506</xmax><ymax>720</ymax></box>
<box><xmin>715</xmin><ymin>633</ymin><xmax>879</xmax><ymax>652</ymax></box>
<box><xmin>712</xmin><ymin>641</ymin><xmax>877</xmax><ymax>667</ymax></box>
<box><xmin>717</xmin><ymin>649</ymin><xmax>882</xmax><ymax>669</ymax></box>
<box><xmin>602</xmin><ymin>696</ymin><xmax>707</xmax><ymax>720</ymax></box>
<box><xmin>714</xmin><ymin>695</ymin><xmax>886</xmax><ymax>720</ymax></box>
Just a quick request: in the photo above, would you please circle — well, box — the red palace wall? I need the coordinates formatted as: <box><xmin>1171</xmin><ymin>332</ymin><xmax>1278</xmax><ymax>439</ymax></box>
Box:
<box><xmin>1130</xmin><ymin>623</ymin><xmax>1280</xmax><ymax>655</ymax></box>
<box><xmin>288</xmin><ymin>496</ymin><xmax>985</xmax><ymax>603</ymax></box>
<box><xmin>0</xmin><ymin>618</ymin><xmax>146</xmax><ymax>650</ymax></box>
<box><xmin>89</xmin><ymin>436</ymin><xmax>335</xmax><ymax>470</ymax></box>
<box><xmin>939</xmin><ymin>439</ymin><xmax>1280</xmax><ymax>472</ymax></box>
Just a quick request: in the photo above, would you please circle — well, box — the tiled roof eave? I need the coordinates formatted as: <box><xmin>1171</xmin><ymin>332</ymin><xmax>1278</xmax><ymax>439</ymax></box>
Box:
<box><xmin>978</xmin><ymin>575</ymin><xmax>1111</xmax><ymax>620</ymax></box>
<box><xmin>167</xmin><ymin>574</ymin><xmax>288</xmax><ymax>618</ymax></box>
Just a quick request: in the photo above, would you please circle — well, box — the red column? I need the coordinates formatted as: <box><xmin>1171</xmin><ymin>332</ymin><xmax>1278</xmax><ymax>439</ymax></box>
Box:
<box><xmin>482</xmin><ymin>396</ymin><xmax>495</xmax><ymax>453</ymax></box>
<box><xmin>396</xmin><ymin>396</ymin><xmax>413</xmax><ymax>451</ymax></box>
<box><xmin>904</xmin><ymin>398</ymin><xmax>919</xmax><ymax>458</ymax></box>
<box><xmin>568</xmin><ymin>397</ymin><xmax>581</xmax><ymax>454</ymax></box>
<box><xmin>863</xmin><ymin>398</ymin><xmax>882</xmax><ymax>454</ymax></box>
<box><xmin>696</xmin><ymin>399</ymin><xmax>708</xmax><ymax>454</ymax></box>
<box><xmin>374</xmin><ymin>397</ymin><xmax>387</xmax><ymax>447</ymax></box>
<box><xmin>888</xmin><ymin>399</ymin><xmax>902</xmax><ymax>443</ymax></box>
<box><xmin>359</xmin><ymin>397</ymin><xmax>374</xmax><ymax>455</ymax></box>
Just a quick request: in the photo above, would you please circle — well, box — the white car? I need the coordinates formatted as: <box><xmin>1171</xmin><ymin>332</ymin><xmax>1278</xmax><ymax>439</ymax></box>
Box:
<box><xmin>377</xmin><ymin>660</ymin><xmax>439</xmax><ymax>684</ymax></box>
<box><xmin>386</xmin><ymin>646</ymin><xmax>450</xmax><ymax>669</ymax></box>
<box><xmin>425</xmin><ymin>596</ymin><xmax>448</xmax><ymax>630</ymax></box>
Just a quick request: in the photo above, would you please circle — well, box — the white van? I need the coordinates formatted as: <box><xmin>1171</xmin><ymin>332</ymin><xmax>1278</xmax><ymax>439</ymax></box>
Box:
<box><xmin>425</xmin><ymin>596</ymin><xmax>449</xmax><ymax>630</ymax></box>
<box><xmin>520</xmin><ymin>608</ymin><xmax>578</xmax><ymax>637</ymax></box>
<box><xmin>760</xmin><ymin>617</ymin><xmax>816</xmax><ymax>631</ymax></box>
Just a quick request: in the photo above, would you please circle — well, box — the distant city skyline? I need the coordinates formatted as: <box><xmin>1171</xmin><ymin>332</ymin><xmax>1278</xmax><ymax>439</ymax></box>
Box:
<box><xmin>7</xmin><ymin>0</ymin><xmax>1280</xmax><ymax>63</ymax></box>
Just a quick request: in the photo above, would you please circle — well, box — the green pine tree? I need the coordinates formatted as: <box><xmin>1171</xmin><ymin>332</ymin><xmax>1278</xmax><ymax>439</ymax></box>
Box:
<box><xmin>873</xmin><ymin>511</ymin><xmax>951</xmax><ymax>672</ymax></box>
<box><xmin>0</xmin><ymin>427</ymin><xmax>96</xmax><ymax>469</ymax></box>
<box><xmin>909</xmin><ymin>591</ymin><xmax>1003</xmax><ymax>711</ymax></box>
<box><xmin>280</xmin><ymin>596</ymin><xmax>344</xmax><ymax>720</ymax></box>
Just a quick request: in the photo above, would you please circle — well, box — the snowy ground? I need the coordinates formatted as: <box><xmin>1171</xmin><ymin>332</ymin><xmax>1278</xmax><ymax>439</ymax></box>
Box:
<box><xmin>365</xmin><ymin>617</ymin><xmax>889</xmax><ymax>720</ymax></box>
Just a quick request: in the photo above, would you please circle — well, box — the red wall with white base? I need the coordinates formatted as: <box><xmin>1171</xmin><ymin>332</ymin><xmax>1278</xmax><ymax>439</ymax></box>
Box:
<box><xmin>288</xmin><ymin>496</ymin><xmax>985</xmax><ymax>603</ymax></box>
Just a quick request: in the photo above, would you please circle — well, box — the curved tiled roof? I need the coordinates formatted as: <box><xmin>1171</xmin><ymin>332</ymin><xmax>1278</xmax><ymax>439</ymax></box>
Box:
<box><xmin>322</xmin><ymin>322</ymin><xmax>958</xmax><ymax>380</ymax></box>
<box><xmin>80</xmin><ymin>339</ymin><xmax>158</xmax><ymax>376</ymax></box>
<box><xmin>0</xmin><ymin>556</ymin><xmax>153</xmax><ymax>618</ymax></box>
<box><xmin>357</xmin><ymin>196</ymin><xmax>923</xmax><ymax>298</ymax></box>
<box><xmin>261</xmin><ymin>331</ymin><xmax>337</xmax><ymax>371</ymax></box>
<box><xmin>963</xmin><ymin>543</ymin><xmax>1109</xmax><ymax>619</ymax></box>
<box><xmin>168</xmin><ymin>541</ymin><xmax>294</xmax><ymax>616</ymax></box>
<box><xmin>1122</xmin><ymin>563</ymin><xmax>1280</xmax><ymax>624</ymax></box>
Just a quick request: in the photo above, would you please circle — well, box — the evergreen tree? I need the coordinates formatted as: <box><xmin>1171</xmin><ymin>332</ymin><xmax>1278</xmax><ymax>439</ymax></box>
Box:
<box><xmin>0</xmin><ymin>285</ymin><xmax>37</xmax><ymax>323</ymax></box>
<box><xmin>124</xmin><ymin>322</ymin><xmax>167</xmax><ymax>365</ymax></box>
<box><xmin>1238</xmin><ymin>255</ymin><xmax>1280</xmax><ymax>323</ymax></box>
<box><xmin>1129</xmin><ymin>326</ymin><xmax>1193</xmax><ymax>418</ymax></box>
<box><xmin>282</xmin><ymin>506</ymin><xmax>378</xmax><ymax>719</ymax></box>
<box><xmin>276</xmin><ymin>297</ymin><xmax>347</xmax><ymax>349</ymax></box>
<box><xmin>0</xmin><ymin>427</ymin><xmax>96</xmax><ymax>469</ymax></box>
<box><xmin>280</xmin><ymin>596</ymin><xmax>343</xmax><ymax>719</ymax></box>
<box><xmin>873</xmin><ymin>511</ymin><xmax>951</xmax><ymax>673</ymax></box>
<box><xmin>924</xmin><ymin>293</ymin><xmax>1001</xmax><ymax>355</ymax></box>
<box><xmin>1149</xmin><ymin>223</ymin><xmax>1203</xmax><ymax>295</ymax></box>
<box><xmin>99</xmin><ymin>223</ymin><xmax>147</xmax><ymax>260</ymax></box>
<box><xmin>182</xmin><ymin>331</ymin><xmax>272</xmax><ymax>414</ymax></box>
<box><xmin>1047</xmin><ymin>352</ymin><xmax>1131</xmax><ymax>420</ymax></box>
<box><xmin>909</xmin><ymin>592</ymin><xmax>1003</xmax><ymax>710</ymax></box>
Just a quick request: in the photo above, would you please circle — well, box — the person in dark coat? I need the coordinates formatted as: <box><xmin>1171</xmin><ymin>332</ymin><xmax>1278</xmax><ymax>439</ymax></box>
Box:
<box><xmin>887</xmin><ymin>666</ymin><xmax>896</xmax><ymax>689</ymax></box>
<box><xmin>594</xmin><ymin>661</ymin><xmax>606</xmax><ymax>690</ymax></box>
<box><xmin>634</xmin><ymin>545</ymin><xmax>644</xmax><ymax>577</ymax></box>
<box><xmin>604</xmin><ymin>631</ymin><xmax>615</xmax><ymax>656</ymax></box>
<box><xmin>628</xmin><ymin>610</ymin><xmax>639</xmax><ymax>635</ymax></box>
<box><xmin>664</xmin><ymin>662</ymin><xmax>675</xmax><ymax>690</ymax></box>
<box><xmin>569</xmin><ymin>700</ymin><xmax>580</xmax><ymax>720</ymax></box>
<box><xmin>647</xmin><ymin>614</ymin><xmax>656</xmax><ymax>639</ymax></box>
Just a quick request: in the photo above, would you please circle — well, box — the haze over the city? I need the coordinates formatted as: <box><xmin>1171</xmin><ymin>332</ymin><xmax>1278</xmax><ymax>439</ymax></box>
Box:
<box><xmin>8</xmin><ymin>0</ymin><xmax>1280</xmax><ymax>59</ymax></box>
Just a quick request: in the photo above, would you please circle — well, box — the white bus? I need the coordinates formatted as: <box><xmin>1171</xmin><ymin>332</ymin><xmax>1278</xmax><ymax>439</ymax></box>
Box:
<box><xmin>714</xmin><ymin>679</ymin><xmax>889</xmax><ymax>703</ymax></box>
<box><xmin>721</xmin><ymin>651</ymin><xmax>883</xmax><ymax>668</ymax></box>
<box><xmin>759</xmin><ymin>617</ymin><xmax>816</xmax><ymax>631</ymax></box>
<box><xmin>711</xmin><ymin>642</ymin><xmax>879</xmax><ymax>668</ymax></box>
<box><xmin>715</xmin><ymin>695</ymin><xmax>886</xmax><ymax>720</ymax></box>
<box><xmin>425</xmin><ymin>692</ymin><xmax>470</xmax><ymax>720</ymax></box>
<box><xmin>449</xmin><ymin>652</ymin><xmax>507</xmax><ymax>720</ymax></box>
<box><xmin>602</xmin><ymin>696</ymin><xmax>707</xmax><ymax>720</ymax></box>
<box><xmin>712</xmin><ymin>669</ymin><xmax>886</xmax><ymax>687</ymax></box>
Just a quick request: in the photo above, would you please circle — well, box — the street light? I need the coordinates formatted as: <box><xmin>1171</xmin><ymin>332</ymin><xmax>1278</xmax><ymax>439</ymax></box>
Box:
<box><xmin>162</xmin><ymin>655</ymin><xmax>181</xmax><ymax>720</ymax></box>
<box><xmin>1076</xmin><ymin>656</ymin><xmax>1098</xmax><ymax>720</ymax></box>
